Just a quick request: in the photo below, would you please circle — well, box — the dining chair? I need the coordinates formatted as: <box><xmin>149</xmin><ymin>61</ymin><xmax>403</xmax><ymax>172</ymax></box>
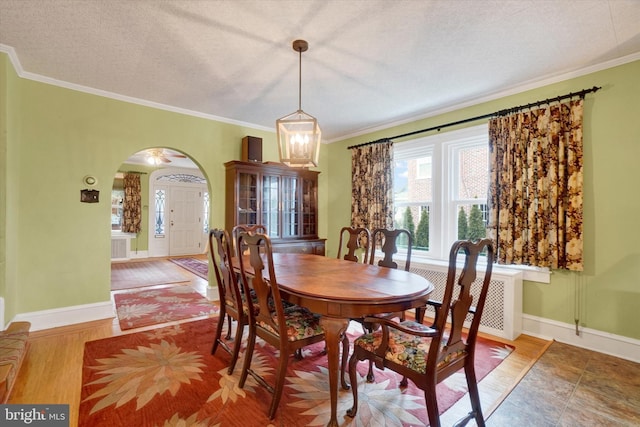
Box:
<box><xmin>337</xmin><ymin>226</ymin><xmax>371</xmax><ymax>263</ymax></box>
<box><xmin>208</xmin><ymin>228</ymin><xmax>248</xmax><ymax>375</ymax></box>
<box><xmin>336</xmin><ymin>226</ymin><xmax>372</xmax><ymax>383</ymax></box>
<box><xmin>235</xmin><ymin>231</ymin><xmax>328</xmax><ymax>420</ymax></box>
<box><xmin>347</xmin><ymin>239</ymin><xmax>495</xmax><ymax>427</ymax></box>
<box><xmin>358</xmin><ymin>227</ymin><xmax>413</xmax><ymax>381</ymax></box>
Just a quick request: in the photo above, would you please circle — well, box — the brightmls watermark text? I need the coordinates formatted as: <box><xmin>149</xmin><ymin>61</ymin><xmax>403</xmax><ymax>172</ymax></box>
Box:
<box><xmin>0</xmin><ymin>405</ymin><xmax>69</xmax><ymax>426</ymax></box>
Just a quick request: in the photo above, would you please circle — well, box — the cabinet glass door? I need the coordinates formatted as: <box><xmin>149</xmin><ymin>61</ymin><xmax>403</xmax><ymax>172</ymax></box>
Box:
<box><xmin>238</xmin><ymin>172</ymin><xmax>258</xmax><ymax>225</ymax></box>
<box><xmin>301</xmin><ymin>178</ymin><xmax>316</xmax><ymax>236</ymax></box>
<box><xmin>262</xmin><ymin>175</ymin><xmax>280</xmax><ymax>237</ymax></box>
<box><xmin>281</xmin><ymin>176</ymin><xmax>299</xmax><ymax>238</ymax></box>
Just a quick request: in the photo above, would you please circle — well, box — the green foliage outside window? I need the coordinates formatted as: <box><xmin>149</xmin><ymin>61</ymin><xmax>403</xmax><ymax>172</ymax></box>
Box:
<box><xmin>402</xmin><ymin>207</ymin><xmax>416</xmax><ymax>246</ymax></box>
<box><xmin>468</xmin><ymin>204</ymin><xmax>486</xmax><ymax>241</ymax></box>
<box><xmin>457</xmin><ymin>204</ymin><xmax>486</xmax><ymax>242</ymax></box>
<box><xmin>457</xmin><ymin>207</ymin><xmax>468</xmax><ymax>240</ymax></box>
<box><xmin>416</xmin><ymin>209</ymin><xmax>429</xmax><ymax>249</ymax></box>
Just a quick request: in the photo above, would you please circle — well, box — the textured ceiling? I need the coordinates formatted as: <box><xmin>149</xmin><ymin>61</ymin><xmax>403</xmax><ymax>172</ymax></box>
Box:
<box><xmin>1</xmin><ymin>0</ymin><xmax>640</xmax><ymax>142</ymax></box>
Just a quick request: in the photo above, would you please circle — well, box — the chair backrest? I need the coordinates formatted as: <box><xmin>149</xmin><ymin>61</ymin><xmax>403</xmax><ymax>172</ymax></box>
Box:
<box><xmin>209</xmin><ymin>228</ymin><xmax>242</xmax><ymax>311</ymax></box>
<box><xmin>370</xmin><ymin>228</ymin><xmax>413</xmax><ymax>271</ymax></box>
<box><xmin>337</xmin><ymin>226</ymin><xmax>371</xmax><ymax>263</ymax></box>
<box><xmin>430</xmin><ymin>239</ymin><xmax>494</xmax><ymax>376</ymax></box>
<box><xmin>236</xmin><ymin>231</ymin><xmax>286</xmax><ymax>338</ymax></box>
<box><xmin>232</xmin><ymin>224</ymin><xmax>267</xmax><ymax>256</ymax></box>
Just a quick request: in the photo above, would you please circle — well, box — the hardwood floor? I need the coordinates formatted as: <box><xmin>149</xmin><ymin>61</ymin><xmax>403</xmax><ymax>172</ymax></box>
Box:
<box><xmin>12</xmin><ymin>257</ymin><xmax>626</xmax><ymax>427</ymax></box>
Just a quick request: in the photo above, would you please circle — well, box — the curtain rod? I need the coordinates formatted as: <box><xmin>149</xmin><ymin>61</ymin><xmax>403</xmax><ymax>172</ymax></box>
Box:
<box><xmin>347</xmin><ymin>86</ymin><xmax>601</xmax><ymax>150</ymax></box>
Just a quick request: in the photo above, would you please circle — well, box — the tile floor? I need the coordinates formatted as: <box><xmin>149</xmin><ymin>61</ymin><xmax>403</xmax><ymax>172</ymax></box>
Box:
<box><xmin>487</xmin><ymin>341</ymin><xmax>640</xmax><ymax>426</ymax></box>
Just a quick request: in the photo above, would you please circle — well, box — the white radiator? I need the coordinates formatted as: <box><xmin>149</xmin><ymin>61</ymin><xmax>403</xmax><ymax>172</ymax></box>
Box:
<box><xmin>111</xmin><ymin>235</ymin><xmax>130</xmax><ymax>260</ymax></box>
<box><xmin>408</xmin><ymin>261</ymin><xmax>523</xmax><ymax>340</ymax></box>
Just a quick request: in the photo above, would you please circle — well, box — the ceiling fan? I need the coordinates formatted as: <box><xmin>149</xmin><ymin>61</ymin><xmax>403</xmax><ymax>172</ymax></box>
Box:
<box><xmin>145</xmin><ymin>148</ymin><xmax>187</xmax><ymax>165</ymax></box>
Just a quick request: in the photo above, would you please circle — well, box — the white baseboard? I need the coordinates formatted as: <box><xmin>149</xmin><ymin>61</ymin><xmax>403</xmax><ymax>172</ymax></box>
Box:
<box><xmin>522</xmin><ymin>314</ymin><xmax>640</xmax><ymax>363</ymax></box>
<box><xmin>12</xmin><ymin>301</ymin><xmax>114</xmax><ymax>332</ymax></box>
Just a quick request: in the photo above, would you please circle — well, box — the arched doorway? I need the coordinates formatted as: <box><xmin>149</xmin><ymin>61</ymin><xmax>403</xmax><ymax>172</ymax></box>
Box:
<box><xmin>111</xmin><ymin>148</ymin><xmax>209</xmax><ymax>260</ymax></box>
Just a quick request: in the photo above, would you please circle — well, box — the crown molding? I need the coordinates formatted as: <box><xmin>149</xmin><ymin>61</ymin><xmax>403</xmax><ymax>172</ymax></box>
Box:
<box><xmin>328</xmin><ymin>51</ymin><xmax>640</xmax><ymax>143</ymax></box>
<box><xmin>0</xmin><ymin>44</ymin><xmax>273</xmax><ymax>133</ymax></box>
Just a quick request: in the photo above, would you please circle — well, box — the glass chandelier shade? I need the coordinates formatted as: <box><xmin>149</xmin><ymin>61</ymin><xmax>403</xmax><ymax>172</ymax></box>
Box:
<box><xmin>276</xmin><ymin>40</ymin><xmax>321</xmax><ymax>168</ymax></box>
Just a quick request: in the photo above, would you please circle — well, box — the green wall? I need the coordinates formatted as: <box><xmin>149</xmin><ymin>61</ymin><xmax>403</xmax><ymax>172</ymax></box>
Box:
<box><xmin>326</xmin><ymin>59</ymin><xmax>640</xmax><ymax>341</ymax></box>
<box><xmin>0</xmin><ymin>52</ymin><xmax>313</xmax><ymax>322</ymax></box>
<box><xmin>1</xmin><ymin>51</ymin><xmax>639</xmax><ymax>342</ymax></box>
<box><xmin>0</xmin><ymin>55</ymin><xmax>7</xmax><ymax>315</ymax></box>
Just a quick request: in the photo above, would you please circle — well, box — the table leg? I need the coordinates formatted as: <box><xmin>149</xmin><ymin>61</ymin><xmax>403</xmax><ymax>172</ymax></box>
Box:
<box><xmin>319</xmin><ymin>316</ymin><xmax>349</xmax><ymax>427</ymax></box>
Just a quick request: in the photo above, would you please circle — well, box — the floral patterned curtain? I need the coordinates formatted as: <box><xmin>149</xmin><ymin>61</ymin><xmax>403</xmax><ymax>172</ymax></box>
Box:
<box><xmin>487</xmin><ymin>98</ymin><xmax>584</xmax><ymax>271</ymax></box>
<box><xmin>351</xmin><ymin>140</ymin><xmax>394</xmax><ymax>231</ymax></box>
<box><xmin>122</xmin><ymin>172</ymin><xmax>142</xmax><ymax>234</ymax></box>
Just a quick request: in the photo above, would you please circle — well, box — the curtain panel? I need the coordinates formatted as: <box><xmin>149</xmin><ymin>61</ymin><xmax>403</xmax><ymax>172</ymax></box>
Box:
<box><xmin>487</xmin><ymin>99</ymin><xmax>584</xmax><ymax>271</ymax></box>
<box><xmin>351</xmin><ymin>141</ymin><xmax>394</xmax><ymax>231</ymax></box>
<box><xmin>122</xmin><ymin>172</ymin><xmax>142</xmax><ymax>234</ymax></box>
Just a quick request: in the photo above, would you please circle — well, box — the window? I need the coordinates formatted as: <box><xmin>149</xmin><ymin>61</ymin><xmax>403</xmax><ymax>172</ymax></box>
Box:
<box><xmin>393</xmin><ymin>124</ymin><xmax>488</xmax><ymax>260</ymax></box>
<box><xmin>203</xmin><ymin>191</ymin><xmax>210</xmax><ymax>233</ymax></box>
<box><xmin>111</xmin><ymin>189</ymin><xmax>124</xmax><ymax>231</ymax></box>
<box><xmin>154</xmin><ymin>188</ymin><xmax>167</xmax><ymax>237</ymax></box>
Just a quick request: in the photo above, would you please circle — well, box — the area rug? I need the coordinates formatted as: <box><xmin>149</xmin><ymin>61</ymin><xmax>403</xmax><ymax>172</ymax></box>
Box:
<box><xmin>111</xmin><ymin>260</ymin><xmax>190</xmax><ymax>291</ymax></box>
<box><xmin>169</xmin><ymin>257</ymin><xmax>209</xmax><ymax>280</ymax></box>
<box><xmin>79</xmin><ymin>318</ymin><xmax>514</xmax><ymax>426</ymax></box>
<box><xmin>113</xmin><ymin>285</ymin><xmax>218</xmax><ymax>330</ymax></box>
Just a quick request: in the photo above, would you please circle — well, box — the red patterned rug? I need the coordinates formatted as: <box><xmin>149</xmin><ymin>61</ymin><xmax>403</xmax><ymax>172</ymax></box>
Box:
<box><xmin>80</xmin><ymin>318</ymin><xmax>514</xmax><ymax>426</ymax></box>
<box><xmin>169</xmin><ymin>257</ymin><xmax>209</xmax><ymax>280</ymax></box>
<box><xmin>113</xmin><ymin>285</ymin><xmax>218</xmax><ymax>330</ymax></box>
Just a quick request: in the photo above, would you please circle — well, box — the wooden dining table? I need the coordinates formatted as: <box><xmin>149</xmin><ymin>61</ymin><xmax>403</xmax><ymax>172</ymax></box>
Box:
<box><xmin>253</xmin><ymin>252</ymin><xmax>435</xmax><ymax>427</ymax></box>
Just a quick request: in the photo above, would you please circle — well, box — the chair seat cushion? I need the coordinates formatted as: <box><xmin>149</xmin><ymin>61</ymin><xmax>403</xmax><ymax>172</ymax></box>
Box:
<box><xmin>353</xmin><ymin>320</ymin><xmax>467</xmax><ymax>374</ymax></box>
<box><xmin>259</xmin><ymin>305</ymin><xmax>324</xmax><ymax>342</ymax></box>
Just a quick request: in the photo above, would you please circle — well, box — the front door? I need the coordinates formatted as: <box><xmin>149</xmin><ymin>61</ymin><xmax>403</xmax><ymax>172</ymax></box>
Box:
<box><xmin>169</xmin><ymin>185</ymin><xmax>203</xmax><ymax>255</ymax></box>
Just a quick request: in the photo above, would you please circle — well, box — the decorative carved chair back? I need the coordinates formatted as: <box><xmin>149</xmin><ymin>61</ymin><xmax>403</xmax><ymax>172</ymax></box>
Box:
<box><xmin>337</xmin><ymin>226</ymin><xmax>371</xmax><ymax>263</ymax></box>
<box><xmin>209</xmin><ymin>228</ymin><xmax>242</xmax><ymax>312</ymax></box>
<box><xmin>370</xmin><ymin>228</ymin><xmax>413</xmax><ymax>271</ymax></box>
<box><xmin>232</xmin><ymin>224</ymin><xmax>267</xmax><ymax>256</ymax></box>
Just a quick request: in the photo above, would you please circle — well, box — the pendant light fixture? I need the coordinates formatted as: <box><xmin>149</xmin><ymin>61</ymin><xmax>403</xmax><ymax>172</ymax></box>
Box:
<box><xmin>276</xmin><ymin>39</ymin><xmax>321</xmax><ymax>168</ymax></box>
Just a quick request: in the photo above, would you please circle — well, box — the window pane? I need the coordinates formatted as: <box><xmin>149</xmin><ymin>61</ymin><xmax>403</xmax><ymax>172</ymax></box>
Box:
<box><xmin>111</xmin><ymin>189</ymin><xmax>124</xmax><ymax>231</ymax></box>
<box><xmin>154</xmin><ymin>189</ymin><xmax>166</xmax><ymax>237</ymax></box>
<box><xmin>456</xmin><ymin>145</ymin><xmax>488</xmax><ymax>200</ymax></box>
<box><xmin>456</xmin><ymin>203</ymin><xmax>488</xmax><ymax>240</ymax></box>
<box><xmin>203</xmin><ymin>191</ymin><xmax>210</xmax><ymax>233</ymax></box>
<box><xmin>395</xmin><ymin>157</ymin><xmax>432</xmax><ymax>201</ymax></box>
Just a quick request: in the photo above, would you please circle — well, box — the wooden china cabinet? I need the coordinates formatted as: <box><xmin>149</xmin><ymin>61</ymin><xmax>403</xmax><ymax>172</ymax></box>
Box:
<box><xmin>224</xmin><ymin>160</ymin><xmax>326</xmax><ymax>255</ymax></box>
